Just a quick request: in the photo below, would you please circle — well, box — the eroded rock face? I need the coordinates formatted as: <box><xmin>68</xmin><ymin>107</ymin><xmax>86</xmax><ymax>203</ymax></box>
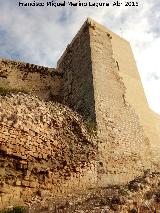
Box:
<box><xmin>29</xmin><ymin>171</ymin><xmax>160</xmax><ymax>213</ymax></box>
<box><xmin>0</xmin><ymin>93</ymin><xmax>97</xmax><ymax>209</ymax></box>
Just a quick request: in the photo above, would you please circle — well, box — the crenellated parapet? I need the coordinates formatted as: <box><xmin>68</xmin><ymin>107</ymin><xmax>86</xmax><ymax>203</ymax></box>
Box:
<box><xmin>0</xmin><ymin>58</ymin><xmax>63</xmax><ymax>101</ymax></box>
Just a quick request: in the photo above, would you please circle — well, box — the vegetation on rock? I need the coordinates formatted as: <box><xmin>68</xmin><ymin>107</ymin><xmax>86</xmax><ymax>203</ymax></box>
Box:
<box><xmin>0</xmin><ymin>87</ymin><xmax>29</xmax><ymax>96</ymax></box>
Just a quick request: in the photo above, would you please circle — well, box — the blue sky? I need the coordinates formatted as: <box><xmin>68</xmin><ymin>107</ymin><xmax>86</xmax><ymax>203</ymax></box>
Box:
<box><xmin>0</xmin><ymin>0</ymin><xmax>160</xmax><ymax>113</ymax></box>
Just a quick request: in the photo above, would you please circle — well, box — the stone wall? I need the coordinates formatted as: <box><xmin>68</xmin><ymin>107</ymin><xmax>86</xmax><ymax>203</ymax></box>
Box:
<box><xmin>57</xmin><ymin>22</ymin><xmax>96</xmax><ymax>123</ymax></box>
<box><xmin>56</xmin><ymin>19</ymin><xmax>155</xmax><ymax>186</ymax></box>
<box><xmin>101</xmin><ymin>21</ymin><xmax>160</xmax><ymax>162</ymax></box>
<box><xmin>88</xmin><ymin>19</ymin><xmax>153</xmax><ymax>185</ymax></box>
<box><xmin>1</xmin><ymin>18</ymin><xmax>160</xmax><ymax>210</ymax></box>
<box><xmin>0</xmin><ymin>59</ymin><xmax>63</xmax><ymax>101</ymax></box>
<box><xmin>0</xmin><ymin>93</ymin><xmax>97</xmax><ymax>209</ymax></box>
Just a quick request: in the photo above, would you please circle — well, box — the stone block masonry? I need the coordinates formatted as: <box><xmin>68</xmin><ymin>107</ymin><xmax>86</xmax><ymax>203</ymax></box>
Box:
<box><xmin>0</xmin><ymin>18</ymin><xmax>160</xmax><ymax>209</ymax></box>
<box><xmin>88</xmin><ymin>19</ymin><xmax>152</xmax><ymax>185</ymax></box>
<box><xmin>0</xmin><ymin>58</ymin><xmax>63</xmax><ymax>101</ymax></box>
<box><xmin>58</xmin><ymin>18</ymin><xmax>159</xmax><ymax>185</ymax></box>
<box><xmin>57</xmin><ymin>22</ymin><xmax>96</xmax><ymax>123</ymax></box>
<box><xmin>0</xmin><ymin>94</ymin><xmax>97</xmax><ymax>209</ymax></box>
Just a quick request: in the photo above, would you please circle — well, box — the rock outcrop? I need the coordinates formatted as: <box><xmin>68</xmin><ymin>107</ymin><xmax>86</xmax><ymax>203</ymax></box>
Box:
<box><xmin>0</xmin><ymin>93</ymin><xmax>97</xmax><ymax>209</ymax></box>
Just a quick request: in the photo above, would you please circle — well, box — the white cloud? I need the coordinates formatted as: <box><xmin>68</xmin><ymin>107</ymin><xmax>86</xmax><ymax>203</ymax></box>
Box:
<box><xmin>0</xmin><ymin>0</ymin><xmax>160</xmax><ymax>113</ymax></box>
<box><xmin>136</xmin><ymin>38</ymin><xmax>160</xmax><ymax>114</ymax></box>
<box><xmin>143</xmin><ymin>80</ymin><xmax>160</xmax><ymax>114</ymax></box>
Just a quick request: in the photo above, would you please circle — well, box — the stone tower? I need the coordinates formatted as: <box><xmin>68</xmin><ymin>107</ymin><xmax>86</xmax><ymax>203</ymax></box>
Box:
<box><xmin>1</xmin><ymin>18</ymin><xmax>160</xmax><ymax>208</ymax></box>
<box><xmin>57</xmin><ymin>18</ymin><xmax>160</xmax><ymax>185</ymax></box>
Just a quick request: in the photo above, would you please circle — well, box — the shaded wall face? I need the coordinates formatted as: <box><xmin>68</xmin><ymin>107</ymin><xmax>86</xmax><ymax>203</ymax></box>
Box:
<box><xmin>57</xmin><ymin>25</ymin><xmax>96</xmax><ymax>123</ymax></box>
<box><xmin>0</xmin><ymin>59</ymin><xmax>63</xmax><ymax>101</ymax></box>
<box><xmin>89</xmin><ymin>23</ymin><xmax>152</xmax><ymax>185</ymax></box>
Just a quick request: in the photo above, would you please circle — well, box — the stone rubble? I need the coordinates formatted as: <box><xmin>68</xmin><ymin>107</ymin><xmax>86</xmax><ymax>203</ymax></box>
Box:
<box><xmin>0</xmin><ymin>93</ymin><xmax>97</xmax><ymax>209</ymax></box>
<box><xmin>29</xmin><ymin>171</ymin><xmax>160</xmax><ymax>213</ymax></box>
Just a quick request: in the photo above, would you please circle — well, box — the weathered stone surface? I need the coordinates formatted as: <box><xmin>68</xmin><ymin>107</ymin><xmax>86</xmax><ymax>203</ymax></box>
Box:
<box><xmin>0</xmin><ymin>18</ymin><xmax>160</xmax><ymax>210</ymax></box>
<box><xmin>0</xmin><ymin>59</ymin><xmax>63</xmax><ymax>102</ymax></box>
<box><xmin>26</xmin><ymin>172</ymin><xmax>160</xmax><ymax>213</ymax></box>
<box><xmin>0</xmin><ymin>93</ymin><xmax>97</xmax><ymax>209</ymax></box>
<box><xmin>57</xmin><ymin>18</ymin><xmax>160</xmax><ymax>186</ymax></box>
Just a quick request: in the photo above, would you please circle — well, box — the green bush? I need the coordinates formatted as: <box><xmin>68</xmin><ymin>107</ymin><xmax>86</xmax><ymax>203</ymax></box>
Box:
<box><xmin>86</xmin><ymin>120</ymin><xmax>97</xmax><ymax>133</ymax></box>
<box><xmin>0</xmin><ymin>206</ymin><xmax>27</xmax><ymax>213</ymax></box>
